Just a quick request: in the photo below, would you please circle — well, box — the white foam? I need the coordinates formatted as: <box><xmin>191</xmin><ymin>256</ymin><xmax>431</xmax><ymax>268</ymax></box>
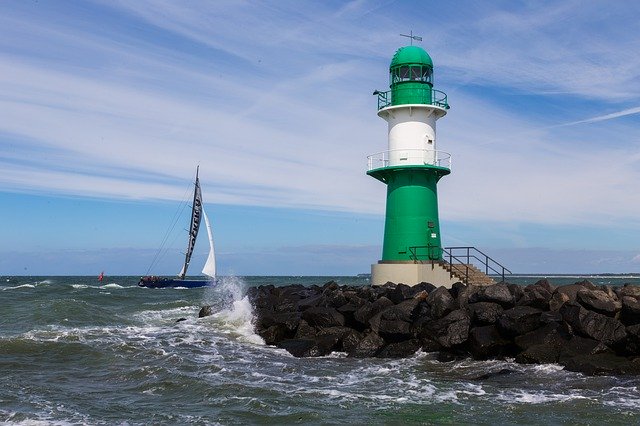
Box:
<box><xmin>496</xmin><ymin>390</ymin><xmax>590</xmax><ymax>404</ymax></box>
<box><xmin>71</xmin><ymin>284</ymin><xmax>88</xmax><ymax>289</ymax></box>
<box><xmin>2</xmin><ymin>284</ymin><xmax>35</xmax><ymax>290</ymax></box>
<box><xmin>102</xmin><ymin>283</ymin><xmax>124</xmax><ymax>289</ymax></box>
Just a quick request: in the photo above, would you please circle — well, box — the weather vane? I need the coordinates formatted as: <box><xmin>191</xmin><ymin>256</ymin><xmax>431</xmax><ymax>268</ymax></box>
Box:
<box><xmin>400</xmin><ymin>31</ymin><xmax>422</xmax><ymax>45</ymax></box>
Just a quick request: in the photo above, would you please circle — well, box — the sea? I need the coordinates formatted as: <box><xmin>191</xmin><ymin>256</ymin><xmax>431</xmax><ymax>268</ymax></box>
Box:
<box><xmin>2</xmin><ymin>274</ymin><xmax>640</xmax><ymax>425</ymax></box>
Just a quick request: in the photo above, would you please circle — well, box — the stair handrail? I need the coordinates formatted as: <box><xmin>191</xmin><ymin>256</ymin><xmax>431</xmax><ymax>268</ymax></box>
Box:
<box><xmin>444</xmin><ymin>246</ymin><xmax>512</xmax><ymax>283</ymax></box>
<box><xmin>408</xmin><ymin>246</ymin><xmax>472</xmax><ymax>283</ymax></box>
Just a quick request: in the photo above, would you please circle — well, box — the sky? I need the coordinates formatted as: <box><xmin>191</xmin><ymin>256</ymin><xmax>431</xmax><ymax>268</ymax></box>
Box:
<box><xmin>1</xmin><ymin>0</ymin><xmax>640</xmax><ymax>276</ymax></box>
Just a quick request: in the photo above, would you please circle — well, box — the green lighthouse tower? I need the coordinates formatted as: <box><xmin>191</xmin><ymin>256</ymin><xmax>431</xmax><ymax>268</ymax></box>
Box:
<box><xmin>368</xmin><ymin>44</ymin><xmax>456</xmax><ymax>286</ymax></box>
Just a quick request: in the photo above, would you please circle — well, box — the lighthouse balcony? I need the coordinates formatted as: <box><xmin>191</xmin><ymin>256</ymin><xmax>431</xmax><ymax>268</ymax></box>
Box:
<box><xmin>367</xmin><ymin>149</ymin><xmax>451</xmax><ymax>171</ymax></box>
<box><xmin>376</xmin><ymin>88</ymin><xmax>449</xmax><ymax>110</ymax></box>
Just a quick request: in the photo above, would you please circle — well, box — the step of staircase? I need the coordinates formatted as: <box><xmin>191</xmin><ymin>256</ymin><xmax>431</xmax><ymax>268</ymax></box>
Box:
<box><xmin>442</xmin><ymin>262</ymin><xmax>495</xmax><ymax>286</ymax></box>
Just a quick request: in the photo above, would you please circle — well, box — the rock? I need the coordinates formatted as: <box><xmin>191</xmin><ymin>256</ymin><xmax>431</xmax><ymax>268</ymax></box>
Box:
<box><xmin>427</xmin><ymin>287</ymin><xmax>455</xmax><ymax>319</ymax></box>
<box><xmin>469</xmin><ymin>284</ymin><xmax>514</xmax><ymax>308</ymax></box>
<box><xmin>576</xmin><ymin>288</ymin><xmax>621</xmax><ymax>317</ymax></box>
<box><xmin>354</xmin><ymin>297</ymin><xmax>394</xmax><ymax>326</ymax></box>
<box><xmin>558</xmin><ymin>335</ymin><xmax>612</xmax><ymax>362</ymax></box>
<box><xmin>381</xmin><ymin>299</ymin><xmax>420</xmax><ymax>322</ymax></box>
<box><xmin>348</xmin><ymin>332</ymin><xmax>386</xmax><ymax>358</ymax></box>
<box><xmin>549</xmin><ymin>291</ymin><xmax>570</xmax><ymax>311</ymax></box>
<box><xmin>560</xmin><ymin>303</ymin><xmax>627</xmax><ymax>348</ymax></box>
<box><xmin>468</xmin><ymin>302</ymin><xmax>503</xmax><ymax>325</ymax></box>
<box><xmin>301</xmin><ymin>307</ymin><xmax>345</xmax><ymax>328</ymax></box>
<box><xmin>370</xmin><ymin>312</ymin><xmax>412</xmax><ymax>339</ymax></box>
<box><xmin>618</xmin><ymin>284</ymin><xmax>640</xmax><ymax>299</ymax></box>
<box><xmin>262</xmin><ymin>324</ymin><xmax>289</xmax><ymax>345</ymax></box>
<box><xmin>176</xmin><ymin>317</ymin><xmax>187</xmax><ymax>323</ymax></box>
<box><xmin>624</xmin><ymin>324</ymin><xmax>640</xmax><ymax>355</ymax></box>
<box><xmin>507</xmin><ymin>284</ymin><xmax>525</xmax><ymax>304</ymax></box>
<box><xmin>256</xmin><ymin>310</ymin><xmax>301</xmax><ymax>333</ymax></box>
<box><xmin>513</xmin><ymin>324</ymin><xmax>569</xmax><ymax>364</ymax></box>
<box><xmin>533</xmin><ymin>279</ymin><xmax>554</xmax><ymax>293</ymax></box>
<box><xmin>518</xmin><ymin>285</ymin><xmax>552</xmax><ymax>310</ymax></box>
<box><xmin>387</xmin><ymin>283</ymin><xmax>418</xmax><ymax>304</ymax></box>
<box><xmin>469</xmin><ymin>325</ymin><xmax>511</xmax><ymax>359</ymax></box>
<box><xmin>555</xmin><ymin>281</ymin><xmax>597</xmax><ymax>304</ymax></box>
<box><xmin>562</xmin><ymin>353</ymin><xmax>640</xmax><ymax>376</ymax></box>
<box><xmin>424</xmin><ymin>309</ymin><xmax>470</xmax><ymax>348</ymax></box>
<box><xmin>277</xmin><ymin>336</ymin><xmax>337</xmax><ymax>357</ymax></box>
<box><xmin>294</xmin><ymin>319</ymin><xmax>316</xmax><ymax>339</ymax></box>
<box><xmin>470</xmin><ymin>368</ymin><xmax>517</xmax><ymax>380</ymax></box>
<box><xmin>497</xmin><ymin>306</ymin><xmax>543</xmax><ymax>337</ymax></box>
<box><xmin>377</xmin><ymin>339</ymin><xmax>421</xmax><ymax>358</ymax></box>
<box><xmin>621</xmin><ymin>296</ymin><xmax>640</xmax><ymax>326</ymax></box>
<box><xmin>342</xmin><ymin>329</ymin><xmax>364</xmax><ymax>353</ymax></box>
<box><xmin>198</xmin><ymin>306</ymin><xmax>212</xmax><ymax>318</ymax></box>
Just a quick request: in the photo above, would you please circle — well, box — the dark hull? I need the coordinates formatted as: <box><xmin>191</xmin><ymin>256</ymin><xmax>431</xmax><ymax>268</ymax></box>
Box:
<box><xmin>138</xmin><ymin>277</ymin><xmax>214</xmax><ymax>288</ymax></box>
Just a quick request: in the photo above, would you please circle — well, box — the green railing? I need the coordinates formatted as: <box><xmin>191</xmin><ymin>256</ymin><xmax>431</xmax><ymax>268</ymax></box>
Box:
<box><xmin>376</xmin><ymin>88</ymin><xmax>449</xmax><ymax>110</ymax></box>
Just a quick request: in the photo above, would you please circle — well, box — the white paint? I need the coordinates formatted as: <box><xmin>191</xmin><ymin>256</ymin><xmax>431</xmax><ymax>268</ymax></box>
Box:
<box><xmin>377</xmin><ymin>104</ymin><xmax>448</xmax><ymax>167</ymax></box>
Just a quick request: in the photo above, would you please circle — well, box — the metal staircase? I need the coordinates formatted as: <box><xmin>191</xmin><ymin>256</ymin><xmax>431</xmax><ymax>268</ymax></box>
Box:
<box><xmin>408</xmin><ymin>246</ymin><xmax>511</xmax><ymax>285</ymax></box>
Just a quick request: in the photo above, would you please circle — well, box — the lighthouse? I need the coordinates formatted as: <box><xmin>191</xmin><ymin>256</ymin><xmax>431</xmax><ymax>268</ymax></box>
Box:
<box><xmin>368</xmin><ymin>42</ymin><xmax>458</xmax><ymax>287</ymax></box>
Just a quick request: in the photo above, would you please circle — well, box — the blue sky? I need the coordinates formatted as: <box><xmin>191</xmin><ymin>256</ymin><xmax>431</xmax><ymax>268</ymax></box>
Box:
<box><xmin>1</xmin><ymin>0</ymin><xmax>640</xmax><ymax>275</ymax></box>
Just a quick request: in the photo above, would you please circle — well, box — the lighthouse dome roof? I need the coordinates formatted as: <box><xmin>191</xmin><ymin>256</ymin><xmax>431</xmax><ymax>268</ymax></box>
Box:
<box><xmin>390</xmin><ymin>45</ymin><xmax>433</xmax><ymax>69</ymax></box>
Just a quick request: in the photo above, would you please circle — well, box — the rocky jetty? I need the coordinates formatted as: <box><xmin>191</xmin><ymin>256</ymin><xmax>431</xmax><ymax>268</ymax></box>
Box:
<box><xmin>202</xmin><ymin>280</ymin><xmax>640</xmax><ymax>375</ymax></box>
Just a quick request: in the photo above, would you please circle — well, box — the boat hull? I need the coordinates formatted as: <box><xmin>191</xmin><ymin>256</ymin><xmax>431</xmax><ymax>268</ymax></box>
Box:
<box><xmin>138</xmin><ymin>277</ymin><xmax>214</xmax><ymax>288</ymax></box>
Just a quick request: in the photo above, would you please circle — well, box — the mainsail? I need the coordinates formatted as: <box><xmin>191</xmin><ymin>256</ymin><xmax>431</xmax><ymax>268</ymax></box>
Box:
<box><xmin>178</xmin><ymin>167</ymin><xmax>203</xmax><ymax>279</ymax></box>
<box><xmin>201</xmin><ymin>208</ymin><xmax>216</xmax><ymax>278</ymax></box>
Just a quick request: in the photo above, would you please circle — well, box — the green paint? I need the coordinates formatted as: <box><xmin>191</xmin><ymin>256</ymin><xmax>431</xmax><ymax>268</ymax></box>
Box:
<box><xmin>390</xmin><ymin>45</ymin><xmax>434</xmax><ymax>107</ymax></box>
<box><xmin>368</xmin><ymin>165</ymin><xmax>450</xmax><ymax>261</ymax></box>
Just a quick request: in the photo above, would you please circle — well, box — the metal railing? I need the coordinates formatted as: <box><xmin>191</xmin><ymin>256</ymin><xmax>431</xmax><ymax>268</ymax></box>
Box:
<box><xmin>376</xmin><ymin>88</ymin><xmax>449</xmax><ymax>110</ymax></box>
<box><xmin>408</xmin><ymin>246</ymin><xmax>512</xmax><ymax>284</ymax></box>
<box><xmin>367</xmin><ymin>149</ymin><xmax>451</xmax><ymax>171</ymax></box>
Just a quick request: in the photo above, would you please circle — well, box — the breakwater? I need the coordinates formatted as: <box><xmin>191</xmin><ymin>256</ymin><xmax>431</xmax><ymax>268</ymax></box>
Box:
<box><xmin>238</xmin><ymin>280</ymin><xmax>640</xmax><ymax>375</ymax></box>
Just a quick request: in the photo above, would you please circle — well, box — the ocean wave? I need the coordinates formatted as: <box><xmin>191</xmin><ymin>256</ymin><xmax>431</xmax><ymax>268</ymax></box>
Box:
<box><xmin>1</xmin><ymin>284</ymin><xmax>36</xmax><ymax>290</ymax></box>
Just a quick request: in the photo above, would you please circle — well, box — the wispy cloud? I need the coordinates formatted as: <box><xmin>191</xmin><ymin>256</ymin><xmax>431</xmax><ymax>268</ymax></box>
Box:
<box><xmin>558</xmin><ymin>106</ymin><xmax>640</xmax><ymax>127</ymax></box>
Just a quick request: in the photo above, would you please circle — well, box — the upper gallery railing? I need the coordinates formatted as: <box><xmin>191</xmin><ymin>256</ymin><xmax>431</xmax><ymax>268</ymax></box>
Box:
<box><xmin>367</xmin><ymin>149</ymin><xmax>451</xmax><ymax>171</ymax></box>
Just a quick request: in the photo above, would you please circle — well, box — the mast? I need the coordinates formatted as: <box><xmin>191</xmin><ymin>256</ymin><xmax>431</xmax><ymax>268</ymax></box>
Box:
<box><xmin>178</xmin><ymin>166</ymin><xmax>203</xmax><ymax>279</ymax></box>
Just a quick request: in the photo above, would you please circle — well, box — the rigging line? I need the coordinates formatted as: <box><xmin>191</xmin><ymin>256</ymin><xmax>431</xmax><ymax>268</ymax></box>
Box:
<box><xmin>145</xmin><ymin>180</ymin><xmax>193</xmax><ymax>275</ymax></box>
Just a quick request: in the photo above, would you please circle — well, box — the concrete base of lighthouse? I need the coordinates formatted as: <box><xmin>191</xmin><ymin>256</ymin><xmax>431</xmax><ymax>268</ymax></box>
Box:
<box><xmin>371</xmin><ymin>262</ymin><xmax>459</xmax><ymax>288</ymax></box>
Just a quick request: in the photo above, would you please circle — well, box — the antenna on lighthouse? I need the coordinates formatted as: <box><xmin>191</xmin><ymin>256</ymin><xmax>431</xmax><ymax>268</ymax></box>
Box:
<box><xmin>400</xmin><ymin>31</ymin><xmax>422</xmax><ymax>45</ymax></box>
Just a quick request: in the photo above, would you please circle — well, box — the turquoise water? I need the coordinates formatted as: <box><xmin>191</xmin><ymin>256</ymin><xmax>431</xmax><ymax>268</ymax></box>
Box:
<box><xmin>1</xmin><ymin>275</ymin><xmax>640</xmax><ymax>424</ymax></box>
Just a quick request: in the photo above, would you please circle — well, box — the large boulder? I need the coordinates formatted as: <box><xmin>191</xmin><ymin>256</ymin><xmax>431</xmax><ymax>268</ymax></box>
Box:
<box><xmin>518</xmin><ymin>284</ymin><xmax>552</xmax><ymax>310</ymax></box>
<box><xmin>562</xmin><ymin>353</ymin><xmax>640</xmax><ymax>376</ymax></box>
<box><xmin>301</xmin><ymin>307</ymin><xmax>344</xmax><ymax>328</ymax></box>
<box><xmin>469</xmin><ymin>325</ymin><xmax>511</xmax><ymax>359</ymax></box>
<box><xmin>277</xmin><ymin>336</ymin><xmax>337</xmax><ymax>357</ymax></box>
<box><xmin>354</xmin><ymin>297</ymin><xmax>394</xmax><ymax>326</ymax></box>
<box><xmin>377</xmin><ymin>339</ymin><xmax>421</xmax><ymax>358</ymax></box>
<box><xmin>513</xmin><ymin>323</ymin><xmax>569</xmax><ymax>364</ymax></box>
<box><xmin>621</xmin><ymin>296</ymin><xmax>640</xmax><ymax>326</ymax></box>
<box><xmin>497</xmin><ymin>306</ymin><xmax>543</xmax><ymax>337</ymax></box>
<box><xmin>469</xmin><ymin>284</ymin><xmax>514</xmax><ymax>308</ymax></box>
<box><xmin>424</xmin><ymin>309</ymin><xmax>471</xmax><ymax>348</ymax></box>
<box><xmin>427</xmin><ymin>286</ymin><xmax>455</xmax><ymax>319</ymax></box>
<box><xmin>468</xmin><ymin>302</ymin><xmax>503</xmax><ymax>326</ymax></box>
<box><xmin>560</xmin><ymin>303</ymin><xmax>627</xmax><ymax>348</ymax></box>
<box><xmin>576</xmin><ymin>288</ymin><xmax>621</xmax><ymax>317</ymax></box>
<box><xmin>348</xmin><ymin>332</ymin><xmax>386</xmax><ymax>358</ymax></box>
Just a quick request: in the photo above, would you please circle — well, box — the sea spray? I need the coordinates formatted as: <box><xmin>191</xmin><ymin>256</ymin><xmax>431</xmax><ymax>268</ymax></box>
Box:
<box><xmin>201</xmin><ymin>276</ymin><xmax>265</xmax><ymax>345</ymax></box>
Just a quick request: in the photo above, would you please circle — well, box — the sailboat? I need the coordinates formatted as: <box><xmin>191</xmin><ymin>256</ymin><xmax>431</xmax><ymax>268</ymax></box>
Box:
<box><xmin>138</xmin><ymin>167</ymin><xmax>216</xmax><ymax>288</ymax></box>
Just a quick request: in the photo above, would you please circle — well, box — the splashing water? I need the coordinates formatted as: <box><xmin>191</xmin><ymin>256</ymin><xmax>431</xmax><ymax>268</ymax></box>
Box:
<box><xmin>201</xmin><ymin>276</ymin><xmax>265</xmax><ymax>345</ymax></box>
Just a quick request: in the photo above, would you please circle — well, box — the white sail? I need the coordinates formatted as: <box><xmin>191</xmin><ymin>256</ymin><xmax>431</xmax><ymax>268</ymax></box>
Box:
<box><xmin>201</xmin><ymin>208</ymin><xmax>216</xmax><ymax>278</ymax></box>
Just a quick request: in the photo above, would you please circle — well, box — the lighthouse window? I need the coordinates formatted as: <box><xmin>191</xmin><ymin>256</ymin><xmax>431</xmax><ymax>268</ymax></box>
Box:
<box><xmin>399</xmin><ymin>66</ymin><xmax>410</xmax><ymax>79</ymax></box>
<box><xmin>411</xmin><ymin>66</ymin><xmax>421</xmax><ymax>80</ymax></box>
<box><xmin>422</xmin><ymin>67</ymin><xmax>432</xmax><ymax>83</ymax></box>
